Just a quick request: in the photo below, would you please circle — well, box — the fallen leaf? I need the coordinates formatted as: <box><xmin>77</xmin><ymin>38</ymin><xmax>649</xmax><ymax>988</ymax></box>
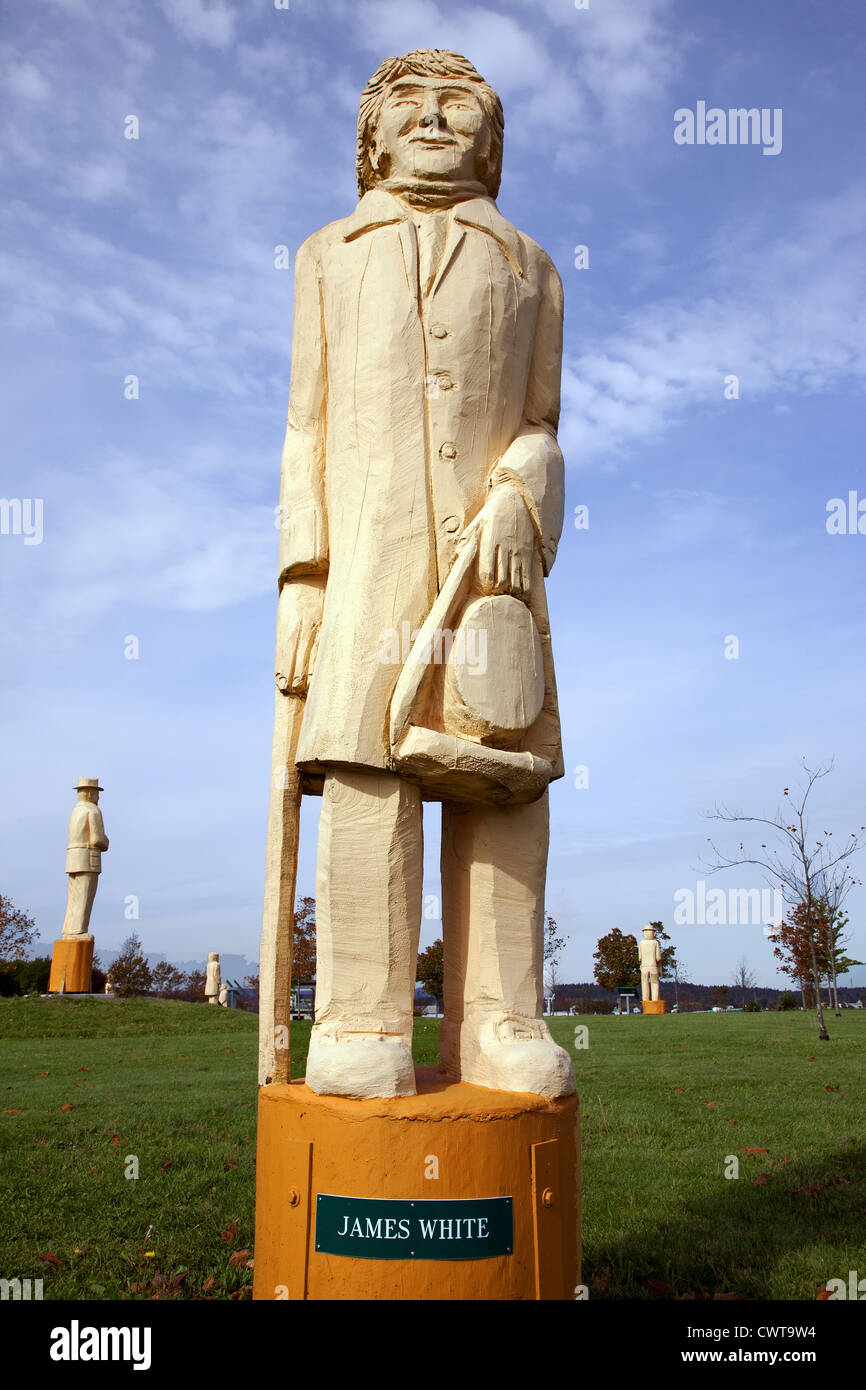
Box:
<box><xmin>220</xmin><ymin>1221</ymin><xmax>237</xmax><ymax>1246</ymax></box>
<box><xmin>162</xmin><ymin>1160</ymin><xmax>173</xmax><ymax>1171</ymax></box>
<box><xmin>79</xmin><ymin>1067</ymin><xmax>89</xmax><ymax>1072</ymax></box>
<box><xmin>673</xmin><ymin>1088</ymin><xmax>685</xmax><ymax>1093</ymax></box>
<box><xmin>229</xmin><ymin>1248</ymin><xmax>250</xmax><ymax>1267</ymax></box>
<box><xmin>806</xmin><ymin>1056</ymin><xmax>816</xmax><ymax>1062</ymax></box>
<box><xmin>825</xmin><ymin>1084</ymin><xmax>841</xmax><ymax>1092</ymax></box>
<box><xmin>2</xmin><ymin>1109</ymin><xmax>21</xmax><ymax>1115</ymax></box>
<box><xmin>753</xmin><ymin>1173</ymin><xmax>769</xmax><ymax>1186</ymax></box>
<box><xmin>37</xmin><ymin>1253</ymin><xmax>66</xmax><ymax>1266</ymax></box>
<box><xmin>704</xmin><ymin>1101</ymin><xmax>719</xmax><ymax>1108</ymax></box>
<box><xmin>740</xmin><ymin>1147</ymin><xmax>769</xmax><ymax>1155</ymax></box>
<box><xmin>201</xmin><ymin>1276</ymin><xmax>215</xmax><ymax>1293</ymax></box>
<box><xmin>110</xmin><ymin>1134</ymin><xmax>121</xmax><ymax>1147</ymax></box>
<box><xmin>815</xmin><ymin>1288</ymin><xmax>834</xmax><ymax>1300</ymax></box>
<box><xmin>223</xmin><ymin>1160</ymin><xmax>238</xmax><ymax>1171</ymax></box>
<box><xmin>714</xmin><ymin>1292</ymin><xmax>745</xmax><ymax>1300</ymax></box>
<box><xmin>59</xmin><ymin>1104</ymin><xmax>75</xmax><ymax>1112</ymax></box>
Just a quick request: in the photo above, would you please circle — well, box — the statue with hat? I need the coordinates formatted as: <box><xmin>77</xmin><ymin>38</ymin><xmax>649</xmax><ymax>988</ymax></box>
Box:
<box><xmin>62</xmin><ymin>778</ymin><xmax>109</xmax><ymax>939</ymax></box>
<box><xmin>639</xmin><ymin>924</ymin><xmax>666</xmax><ymax>1013</ymax></box>
<box><xmin>48</xmin><ymin>778</ymin><xmax>109</xmax><ymax>993</ymax></box>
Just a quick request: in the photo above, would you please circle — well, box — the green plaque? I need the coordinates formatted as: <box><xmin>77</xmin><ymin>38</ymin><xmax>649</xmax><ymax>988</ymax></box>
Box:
<box><xmin>315</xmin><ymin>1194</ymin><xmax>513</xmax><ymax>1260</ymax></box>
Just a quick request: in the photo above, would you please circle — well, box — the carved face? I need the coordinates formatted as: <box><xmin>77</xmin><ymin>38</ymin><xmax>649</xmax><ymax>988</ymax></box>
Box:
<box><xmin>374</xmin><ymin>76</ymin><xmax>490</xmax><ymax>184</ymax></box>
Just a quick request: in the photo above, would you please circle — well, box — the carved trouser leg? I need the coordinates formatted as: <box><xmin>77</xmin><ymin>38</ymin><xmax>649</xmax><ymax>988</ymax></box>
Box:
<box><xmin>439</xmin><ymin>791</ymin><xmax>575</xmax><ymax>1098</ymax></box>
<box><xmin>61</xmin><ymin>872</ymin><xmax>98</xmax><ymax>938</ymax></box>
<box><xmin>305</xmin><ymin>767</ymin><xmax>422</xmax><ymax>1098</ymax></box>
<box><xmin>641</xmin><ymin>968</ymin><xmax>660</xmax><ymax>1002</ymax></box>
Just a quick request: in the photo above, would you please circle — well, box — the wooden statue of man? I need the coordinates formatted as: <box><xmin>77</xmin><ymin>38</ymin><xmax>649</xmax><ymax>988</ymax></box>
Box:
<box><xmin>273</xmin><ymin>49</ymin><xmax>573</xmax><ymax>1100</ymax></box>
<box><xmin>61</xmin><ymin>778</ymin><xmax>108</xmax><ymax>939</ymax></box>
<box><xmin>205</xmin><ymin>952</ymin><xmax>221</xmax><ymax>1005</ymax></box>
<box><xmin>639</xmin><ymin>925</ymin><xmax>662</xmax><ymax>1003</ymax></box>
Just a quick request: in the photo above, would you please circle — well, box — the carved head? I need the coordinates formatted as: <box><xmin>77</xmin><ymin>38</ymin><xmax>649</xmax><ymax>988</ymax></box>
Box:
<box><xmin>357</xmin><ymin>49</ymin><xmax>504</xmax><ymax>198</ymax></box>
<box><xmin>642</xmin><ymin>925</ymin><xmax>656</xmax><ymax>938</ymax></box>
<box><xmin>74</xmin><ymin>777</ymin><xmax>102</xmax><ymax>803</ymax></box>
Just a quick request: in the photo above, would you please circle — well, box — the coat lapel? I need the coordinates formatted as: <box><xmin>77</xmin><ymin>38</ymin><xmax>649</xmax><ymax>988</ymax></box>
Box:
<box><xmin>342</xmin><ymin>190</ymin><xmax>525</xmax><ymax>293</ymax></box>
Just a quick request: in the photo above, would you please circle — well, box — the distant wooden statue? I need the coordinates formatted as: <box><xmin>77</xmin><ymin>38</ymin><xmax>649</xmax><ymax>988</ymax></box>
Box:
<box><xmin>61</xmin><ymin>778</ymin><xmax>109</xmax><ymax>940</ymax></box>
<box><xmin>205</xmin><ymin>952</ymin><xmax>221</xmax><ymax>1005</ymax></box>
<box><xmin>639</xmin><ymin>926</ymin><xmax>662</xmax><ymax>1003</ymax></box>
<box><xmin>261</xmin><ymin>49</ymin><xmax>573</xmax><ymax>1101</ymax></box>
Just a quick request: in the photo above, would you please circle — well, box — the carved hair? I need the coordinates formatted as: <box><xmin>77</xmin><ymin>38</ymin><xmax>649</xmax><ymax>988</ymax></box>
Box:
<box><xmin>357</xmin><ymin>49</ymin><xmax>504</xmax><ymax>199</ymax></box>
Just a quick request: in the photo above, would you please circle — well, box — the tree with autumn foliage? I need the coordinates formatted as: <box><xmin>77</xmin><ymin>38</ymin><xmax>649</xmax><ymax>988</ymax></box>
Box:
<box><xmin>0</xmin><ymin>894</ymin><xmax>39</xmax><ymax>968</ymax></box>
<box><xmin>593</xmin><ymin>928</ymin><xmax>640</xmax><ymax>995</ymax></box>
<box><xmin>648</xmin><ymin>920</ymin><xmax>678</xmax><ymax>979</ymax></box>
<box><xmin>108</xmin><ymin>932</ymin><xmax>153</xmax><ymax>997</ymax></box>
<box><xmin>293</xmin><ymin>895</ymin><xmax>316</xmax><ymax>984</ymax></box>
<box><xmin>703</xmin><ymin>759</ymin><xmax>866</xmax><ymax>1040</ymax></box>
<box><xmin>417</xmin><ymin>938</ymin><xmax>444</xmax><ymax>1011</ymax></box>
<box><xmin>770</xmin><ymin>899</ymin><xmax>861</xmax><ymax>1013</ymax></box>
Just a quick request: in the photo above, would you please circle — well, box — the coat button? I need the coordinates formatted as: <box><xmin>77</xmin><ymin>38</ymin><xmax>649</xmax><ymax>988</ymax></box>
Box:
<box><xmin>441</xmin><ymin>516</ymin><xmax>460</xmax><ymax>533</ymax></box>
<box><xmin>439</xmin><ymin>441</ymin><xmax>457</xmax><ymax>460</ymax></box>
<box><xmin>435</xmin><ymin>372</ymin><xmax>454</xmax><ymax>391</ymax></box>
<box><xmin>430</xmin><ymin>323</ymin><xmax>448</xmax><ymax>338</ymax></box>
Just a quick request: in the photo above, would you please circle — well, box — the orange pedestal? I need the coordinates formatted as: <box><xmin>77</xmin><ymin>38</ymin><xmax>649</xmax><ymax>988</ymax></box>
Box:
<box><xmin>642</xmin><ymin>1000</ymin><xmax>667</xmax><ymax>1015</ymax></box>
<box><xmin>48</xmin><ymin>937</ymin><xmax>94</xmax><ymax>993</ymax></box>
<box><xmin>253</xmin><ymin>1066</ymin><xmax>580</xmax><ymax>1301</ymax></box>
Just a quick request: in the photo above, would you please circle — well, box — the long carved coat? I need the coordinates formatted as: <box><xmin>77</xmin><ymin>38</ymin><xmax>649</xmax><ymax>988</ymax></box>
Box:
<box><xmin>65</xmin><ymin>802</ymin><xmax>109</xmax><ymax>875</ymax></box>
<box><xmin>278</xmin><ymin>188</ymin><xmax>565</xmax><ymax>785</ymax></box>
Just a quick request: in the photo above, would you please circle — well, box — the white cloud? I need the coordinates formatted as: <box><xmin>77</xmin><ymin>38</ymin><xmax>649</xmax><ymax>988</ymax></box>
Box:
<box><xmin>561</xmin><ymin>186</ymin><xmax>866</xmax><ymax>464</ymax></box>
<box><xmin>159</xmin><ymin>0</ymin><xmax>237</xmax><ymax>50</ymax></box>
<box><xmin>4</xmin><ymin>60</ymin><xmax>51</xmax><ymax>100</ymax></box>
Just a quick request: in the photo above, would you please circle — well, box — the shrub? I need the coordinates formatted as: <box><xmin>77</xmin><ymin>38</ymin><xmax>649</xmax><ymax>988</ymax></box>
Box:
<box><xmin>0</xmin><ymin>956</ymin><xmax>51</xmax><ymax>996</ymax></box>
<box><xmin>775</xmin><ymin>991</ymin><xmax>799</xmax><ymax>1011</ymax></box>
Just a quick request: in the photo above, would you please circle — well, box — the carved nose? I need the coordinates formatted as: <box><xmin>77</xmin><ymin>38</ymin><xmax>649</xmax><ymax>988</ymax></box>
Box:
<box><xmin>420</xmin><ymin>113</ymin><xmax>441</xmax><ymax>129</ymax></box>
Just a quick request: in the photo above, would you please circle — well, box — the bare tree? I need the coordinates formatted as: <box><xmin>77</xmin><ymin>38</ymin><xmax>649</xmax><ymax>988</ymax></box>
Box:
<box><xmin>732</xmin><ymin>956</ymin><xmax>757</xmax><ymax>1009</ymax></box>
<box><xmin>702</xmin><ymin>759</ymin><xmax>866</xmax><ymax>1041</ymax></box>
<box><xmin>813</xmin><ymin>861</ymin><xmax>861</xmax><ymax>1017</ymax></box>
<box><xmin>670</xmin><ymin>953</ymin><xmax>687</xmax><ymax>1010</ymax></box>
<box><xmin>544</xmin><ymin>914</ymin><xmax>567</xmax><ymax>1012</ymax></box>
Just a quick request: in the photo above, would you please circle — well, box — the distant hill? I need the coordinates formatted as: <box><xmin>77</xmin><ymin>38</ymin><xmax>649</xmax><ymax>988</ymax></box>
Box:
<box><xmin>97</xmin><ymin>950</ymin><xmax>259</xmax><ymax>982</ymax></box>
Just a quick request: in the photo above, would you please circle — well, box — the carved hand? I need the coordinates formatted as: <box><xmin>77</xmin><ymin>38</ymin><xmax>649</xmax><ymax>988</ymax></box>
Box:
<box><xmin>477</xmin><ymin>485</ymin><xmax>535</xmax><ymax>601</ymax></box>
<box><xmin>275</xmin><ymin>574</ymin><xmax>326</xmax><ymax>696</ymax></box>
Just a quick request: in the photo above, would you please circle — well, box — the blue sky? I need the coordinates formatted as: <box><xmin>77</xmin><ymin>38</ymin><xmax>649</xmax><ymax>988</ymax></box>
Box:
<box><xmin>2</xmin><ymin>0</ymin><xmax>865</xmax><ymax>989</ymax></box>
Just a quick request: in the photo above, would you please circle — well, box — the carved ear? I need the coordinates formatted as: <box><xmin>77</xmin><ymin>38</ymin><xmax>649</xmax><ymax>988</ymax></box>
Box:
<box><xmin>369</xmin><ymin>130</ymin><xmax>389</xmax><ymax>181</ymax></box>
<box><xmin>474</xmin><ymin>126</ymin><xmax>494</xmax><ymax>188</ymax></box>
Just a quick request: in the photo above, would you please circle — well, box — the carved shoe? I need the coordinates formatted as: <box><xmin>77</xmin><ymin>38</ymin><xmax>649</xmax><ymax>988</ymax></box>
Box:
<box><xmin>304</xmin><ymin>1024</ymin><xmax>416</xmax><ymax>1099</ymax></box>
<box><xmin>442</xmin><ymin>1012</ymin><xmax>576</xmax><ymax>1098</ymax></box>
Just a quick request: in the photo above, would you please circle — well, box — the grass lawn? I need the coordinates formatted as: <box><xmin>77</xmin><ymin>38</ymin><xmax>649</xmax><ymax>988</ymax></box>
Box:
<box><xmin>1</xmin><ymin>999</ymin><xmax>863</xmax><ymax>1299</ymax></box>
